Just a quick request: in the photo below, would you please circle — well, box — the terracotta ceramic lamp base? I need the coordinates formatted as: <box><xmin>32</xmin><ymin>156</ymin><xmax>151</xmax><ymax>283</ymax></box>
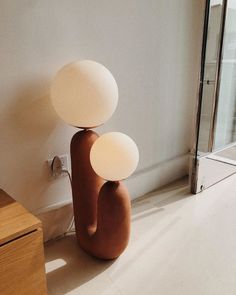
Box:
<box><xmin>71</xmin><ymin>130</ymin><xmax>131</xmax><ymax>260</ymax></box>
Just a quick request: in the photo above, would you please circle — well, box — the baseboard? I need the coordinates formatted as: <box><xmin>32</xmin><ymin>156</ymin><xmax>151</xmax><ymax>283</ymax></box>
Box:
<box><xmin>36</xmin><ymin>203</ymin><xmax>74</xmax><ymax>242</ymax></box>
<box><xmin>38</xmin><ymin>153</ymin><xmax>189</xmax><ymax>242</ymax></box>
<box><xmin>125</xmin><ymin>153</ymin><xmax>189</xmax><ymax>200</ymax></box>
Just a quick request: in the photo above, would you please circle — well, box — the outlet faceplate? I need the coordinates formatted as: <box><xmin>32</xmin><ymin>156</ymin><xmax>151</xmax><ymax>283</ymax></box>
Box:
<box><xmin>48</xmin><ymin>154</ymin><xmax>69</xmax><ymax>177</ymax></box>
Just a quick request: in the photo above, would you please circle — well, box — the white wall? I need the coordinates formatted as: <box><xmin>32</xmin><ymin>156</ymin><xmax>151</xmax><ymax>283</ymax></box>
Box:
<box><xmin>0</xmin><ymin>0</ymin><xmax>204</xmax><ymax>213</ymax></box>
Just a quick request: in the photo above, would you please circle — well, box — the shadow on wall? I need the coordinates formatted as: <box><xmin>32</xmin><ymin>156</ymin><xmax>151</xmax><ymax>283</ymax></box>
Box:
<box><xmin>0</xmin><ymin>80</ymin><xmax>64</xmax><ymax>211</ymax></box>
<box><xmin>11</xmin><ymin>84</ymin><xmax>58</xmax><ymax>141</ymax></box>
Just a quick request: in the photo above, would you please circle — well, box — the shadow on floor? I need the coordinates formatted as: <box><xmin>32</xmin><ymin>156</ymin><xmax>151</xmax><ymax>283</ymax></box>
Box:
<box><xmin>45</xmin><ymin>235</ymin><xmax>114</xmax><ymax>295</ymax></box>
<box><xmin>131</xmin><ymin>178</ymin><xmax>190</xmax><ymax>221</ymax></box>
<box><xmin>45</xmin><ymin>178</ymin><xmax>191</xmax><ymax>294</ymax></box>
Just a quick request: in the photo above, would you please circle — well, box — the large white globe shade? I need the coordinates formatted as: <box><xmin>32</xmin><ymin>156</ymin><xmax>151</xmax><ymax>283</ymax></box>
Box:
<box><xmin>90</xmin><ymin>132</ymin><xmax>139</xmax><ymax>181</ymax></box>
<box><xmin>50</xmin><ymin>60</ymin><xmax>118</xmax><ymax>128</ymax></box>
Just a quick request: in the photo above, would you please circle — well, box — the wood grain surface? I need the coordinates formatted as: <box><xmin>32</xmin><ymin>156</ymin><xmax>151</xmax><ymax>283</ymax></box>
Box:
<box><xmin>0</xmin><ymin>189</ymin><xmax>47</xmax><ymax>294</ymax></box>
<box><xmin>0</xmin><ymin>189</ymin><xmax>41</xmax><ymax>245</ymax></box>
<box><xmin>0</xmin><ymin>229</ymin><xmax>47</xmax><ymax>295</ymax></box>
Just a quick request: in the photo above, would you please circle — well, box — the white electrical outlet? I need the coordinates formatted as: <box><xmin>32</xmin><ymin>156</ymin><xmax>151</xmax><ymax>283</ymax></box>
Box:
<box><xmin>48</xmin><ymin>154</ymin><xmax>69</xmax><ymax>176</ymax></box>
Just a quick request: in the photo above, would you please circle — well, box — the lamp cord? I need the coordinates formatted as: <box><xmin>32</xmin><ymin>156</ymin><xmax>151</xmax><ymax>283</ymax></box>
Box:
<box><xmin>61</xmin><ymin>169</ymin><xmax>75</xmax><ymax>236</ymax></box>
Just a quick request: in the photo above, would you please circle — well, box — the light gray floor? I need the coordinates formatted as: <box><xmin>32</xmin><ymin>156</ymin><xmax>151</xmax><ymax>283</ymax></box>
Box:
<box><xmin>45</xmin><ymin>176</ymin><xmax>236</xmax><ymax>295</ymax></box>
<box><xmin>215</xmin><ymin>144</ymin><xmax>236</xmax><ymax>161</ymax></box>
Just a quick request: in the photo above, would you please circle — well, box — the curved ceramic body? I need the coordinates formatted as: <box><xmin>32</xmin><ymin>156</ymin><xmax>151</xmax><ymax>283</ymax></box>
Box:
<box><xmin>71</xmin><ymin>130</ymin><xmax>131</xmax><ymax>260</ymax></box>
<box><xmin>71</xmin><ymin>130</ymin><xmax>104</xmax><ymax>237</ymax></box>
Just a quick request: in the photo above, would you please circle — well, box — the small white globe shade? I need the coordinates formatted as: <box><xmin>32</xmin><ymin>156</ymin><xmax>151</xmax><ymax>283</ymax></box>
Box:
<box><xmin>90</xmin><ymin>132</ymin><xmax>139</xmax><ymax>181</ymax></box>
<box><xmin>50</xmin><ymin>60</ymin><xmax>118</xmax><ymax>128</ymax></box>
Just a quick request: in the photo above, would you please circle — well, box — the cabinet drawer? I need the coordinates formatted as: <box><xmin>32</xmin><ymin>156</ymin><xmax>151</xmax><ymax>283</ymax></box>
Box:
<box><xmin>0</xmin><ymin>229</ymin><xmax>47</xmax><ymax>295</ymax></box>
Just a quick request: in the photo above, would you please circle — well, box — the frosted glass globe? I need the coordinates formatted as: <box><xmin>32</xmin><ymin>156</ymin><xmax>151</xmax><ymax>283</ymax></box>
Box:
<box><xmin>90</xmin><ymin>132</ymin><xmax>139</xmax><ymax>181</ymax></box>
<box><xmin>50</xmin><ymin>60</ymin><xmax>118</xmax><ymax>128</ymax></box>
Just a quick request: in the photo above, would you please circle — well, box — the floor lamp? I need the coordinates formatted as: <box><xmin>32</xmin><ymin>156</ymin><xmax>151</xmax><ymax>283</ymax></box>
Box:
<box><xmin>50</xmin><ymin>60</ymin><xmax>139</xmax><ymax>259</ymax></box>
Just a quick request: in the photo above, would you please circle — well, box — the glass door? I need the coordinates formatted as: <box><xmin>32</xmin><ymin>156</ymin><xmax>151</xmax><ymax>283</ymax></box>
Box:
<box><xmin>214</xmin><ymin>0</ymin><xmax>236</xmax><ymax>149</ymax></box>
<box><xmin>197</xmin><ymin>0</ymin><xmax>224</xmax><ymax>153</ymax></box>
<box><xmin>191</xmin><ymin>0</ymin><xmax>236</xmax><ymax>193</ymax></box>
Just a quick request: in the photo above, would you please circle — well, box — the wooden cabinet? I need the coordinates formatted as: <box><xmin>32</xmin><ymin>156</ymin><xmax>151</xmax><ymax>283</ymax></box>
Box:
<box><xmin>0</xmin><ymin>189</ymin><xmax>47</xmax><ymax>295</ymax></box>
